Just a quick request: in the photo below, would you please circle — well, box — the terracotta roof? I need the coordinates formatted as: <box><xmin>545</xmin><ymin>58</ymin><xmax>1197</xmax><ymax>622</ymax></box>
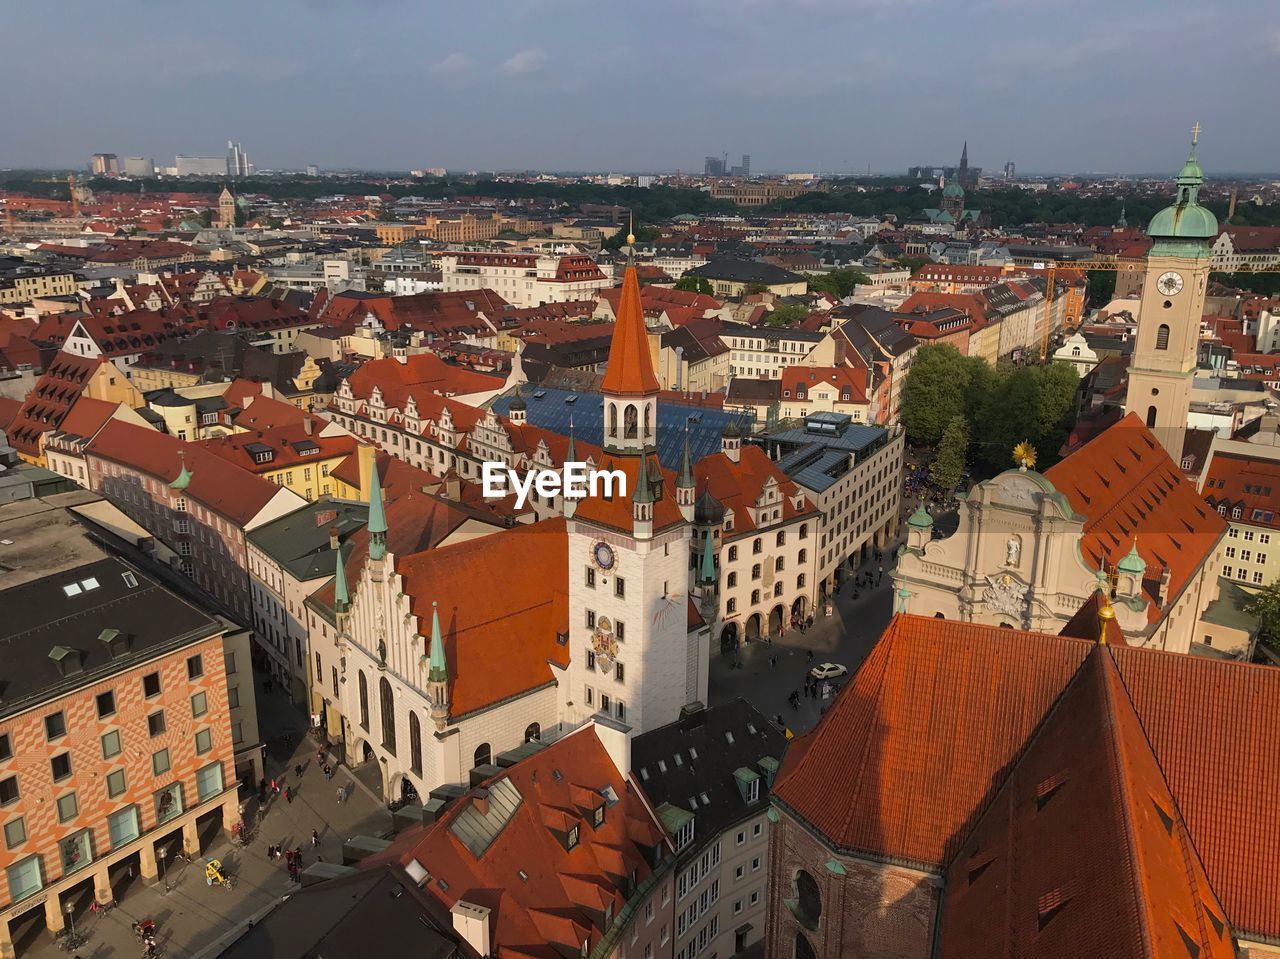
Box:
<box><xmin>196</xmin><ymin>422</ymin><xmax>357</xmax><ymax>475</ymax></box>
<box><xmin>775</xmin><ymin>614</ymin><xmax>1280</xmax><ymax>943</ymax></box>
<box><xmin>384</xmin><ymin>726</ymin><xmax>669</xmax><ymax>958</ymax></box>
<box><xmin>1200</xmin><ymin>450</ymin><xmax>1280</xmax><ymax>531</ymax></box>
<box><xmin>0</xmin><ymin>396</ymin><xmax>22</xmax><ymax>434</ymax></box>
<box><xmin>780</xmin><ymin>366</ymin><xmax>867</xmax><ymax>406</ymax></box>
<box><xmin>1057</xmin><ymin>590</ymin><xmax>1127</xmax><ymax>646</ymax></box>
<box><xmin>231</xmin><ymin>394</ymin><xmax>309</xmax><ymax>431</ymax></box>
<box><xmin>1043</xmin><ymin>414</ymin><xmax>1227</xmax><ymax>623</ymax></box>
<box><xmin>7</xmin><ymin>352</ymin><xmax>107</xmax><ymax>456</ymax></box>
<box><xmin>939</xmin><ymin>647</ymin><xmax>1233</xmax><ymax>959</ymax></box>
<box><xmin>572</xmin><ymin>453</ymin><xmax>685</xmax><ymax>535</ymax></box>
<box><xmin>86</xmin><ymin>420</ymin><xmax>289</xmax><ymax>526</ymax></box>
<box><xmin>599</xmin><ymin>266</ymin><xmax>660</xmax><ymax>397</ymax></box>
<box><xmin>694</xmin><ymin>445</ymin><xmax>817</xmax><ymax>537</ymax></box>
<box><xmin>51</xmin><ymin>395</ymin><xmax>120</xmax><ymax>440</ymax></box>
<box><xmin>344</xmin><ymin>353</ymin><xmax>504</xmax><ymax>409</ymax></box>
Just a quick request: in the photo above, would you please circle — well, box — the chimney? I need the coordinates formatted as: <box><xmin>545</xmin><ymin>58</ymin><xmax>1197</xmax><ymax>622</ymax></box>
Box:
<box><xmin>1158</xmin><ymin>564</ymin><xmax>1171</xmax><ymax>607</ymax></box>
<box><xmin>446</xmin><ymin>475</ymin><xmax>460</xmax><ymax>501</ymax></box>
<box><xmin>450</xmin><ymin>901</ymin><xmax>492</xmax><ymax>957</ymax></box>
<box><xmin>329</xmin><ymin>526</ymin><xmax>339</xmax><ymax>550</ymax></box>
<box><xmin>304</xmin><ymin>417</ymin><xmax>313</xmax><ymax>435</ymax></box>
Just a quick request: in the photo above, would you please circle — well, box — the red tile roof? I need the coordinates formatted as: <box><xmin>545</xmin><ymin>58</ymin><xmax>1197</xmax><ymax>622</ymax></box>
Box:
<box><xmin>1200</xmin><ymin>450</ymin><xmax>1280</xmax><ymax>531</ymax></box>
<box><xmin>7</xmin><ymin>352</ymin><xmax>107</xmax><ymax>456</ymax></box>
<box><xmin>344</xmin><ymin>353</ymin><xmax>505</xmax><ymax>408</ymax></box>
<box><xmin>230</xmin><ymin>394</ymin><xmax>309</xmax><ymax>432</ymax></box>
<box><xmin>599</xmin><ymin>266</ymin><xmax>660</xmax><ymax>396</ymax></box>
<box><xmin>395</xmin><ymin>518</ymin><xmax>569</xmax><ymax>718</ymax></box>
<box><xmin>384</xmin><ymin>726</ymin><xmax>669</xmax><ymax>959</ymax></box>
<box><xmin>572</xmin><ymin>453</ymin><xmax>685</xmax><ymax>535</ymax></box>
<box><xmin>86</xmin><ymin>420</ymin><xmax>289</xmax><ymax>526</ymax></box>
<box><xmin>1044</xmin><ymin>414</ymin><xmax>1226</xmax><ymax>623</ymax></box>
<box><xmin>939</xmin><ymin>647</ymin><xmax>1233</xmax><ymax>959</ymax></box>
<box><xmin>780</xmin><ymin>366</ymin><xmax>867</xmax><ymax>406</ymax></box>
<box><xmin>775</xmin><ymin>614</ymin><xmax>1280</xmax><ymax>943</ymax></box>
<box><xmin>695</xmin><ymin>445</ymin><xmax>818</xmax><ymax>537</ymax></box>
<box><xmin>196</xmin><ymin>422</ymin><xmax>357</xmax><ymax>475</ymax></box>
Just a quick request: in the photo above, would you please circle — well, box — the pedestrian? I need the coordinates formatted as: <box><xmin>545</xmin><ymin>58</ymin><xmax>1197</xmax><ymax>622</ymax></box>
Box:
<box><xmin>317</xmin><ymin>746</ymin><xmax>325</xmax><ymax>764</ymax></box>
<box><xmin>285</xmin><ymin>786</ymin><xmax>293</xmax><ymax>804</ymax></box>
<box><xmin>336</xmin><ymin>785</ymin><xmax>344</xmax><ymax>804</ymax></box>
<box><xmin>311</xmin><ymin>828</ymin><xmax>320</xmax><ymax>847</ymax></box>
<box><xmin>269</xmin><ymin>777</ymin><xmax>277</xmax><ymax>796</ymax></box>
<box><xmin>294</xmin><ymin>847</ymin><xmax>302</xmax><ymax>866</ymax></box>
<box><xmin>323</xmin><ymin>764</ymin><xmax>332</xmax><ymax>781</ymax></box>
<box><xmin>295</xmin><ymin>763</ymin><xmax>303</xmax><ymax>779</ymax></box>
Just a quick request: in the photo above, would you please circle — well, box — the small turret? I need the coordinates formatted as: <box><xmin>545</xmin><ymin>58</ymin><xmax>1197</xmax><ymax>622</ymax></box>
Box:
<box><xmin>427</xmin><ymin>601</ymin><xmax>449</xmax><ymax>730</ymax></box>
<box><xmin>676</xmin><ymin>427</ymin><xmax>696</xmax><ymax>520</ymax></box>
<box><xmin>904</xmin><ymin>500</ymin><xmax>933</xmax><ymax>553</ymax></box>
<box><xmin>333</xmin><ymin>542</ymin><xmax>351</xmax><ymax>616</ymax></box>
<box><xmin>367</xmin><ymin>460</ymin><xmax>388</xmax><ymax>564</ymax></box>
<box><xmin>632</xmin><ymin>450</ymin><xmax>654</xmax><ymax>540</ymax></box>
<box><xmin>508</xmin><ymin>392</ymin><xmax>527</xmax><ymax>426</ymax></box>
<box><xmin>720</xmin><ymin>419</ymin><xmax>741</xmax><ymax>463</ymax></box>
<box><xmin>1116</xmin><ymin>539</ymin><xmax>1146</xmax><ymax>606</ymax></box>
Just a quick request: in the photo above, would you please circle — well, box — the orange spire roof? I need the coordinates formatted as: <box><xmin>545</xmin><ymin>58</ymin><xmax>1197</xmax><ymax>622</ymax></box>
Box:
<box><xmin>600</xmin><ymin>265</ymin><xmax>660</xmax><ymax>397</ymax></box>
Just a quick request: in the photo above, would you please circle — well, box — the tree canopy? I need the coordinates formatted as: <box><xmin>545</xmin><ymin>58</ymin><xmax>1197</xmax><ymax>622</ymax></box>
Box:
<box><xmin>763</xmin><ymin>304</ymin><xmax>809</xmax><ymax>327</ymax></box>
<box><xmin>674</xmin><ymin>275</ymin><xmax>713</xmax><ymax>295</ymax></box>
<box><xmin>1245</xmin><ymin>580</ymin><xmax>1280</xmax><ymax>652</ymax></box>
<box><xmin>808</xmin><ymin>268</ymin><xmax>870</xmax><ymax>299</ymax></box>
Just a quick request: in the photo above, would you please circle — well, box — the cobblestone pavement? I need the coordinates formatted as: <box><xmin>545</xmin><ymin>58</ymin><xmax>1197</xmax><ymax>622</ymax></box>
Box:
<box><xmin>21</xmin><ymin>675</ymin><xmax>391</xmax><ymax>959</ymax></box>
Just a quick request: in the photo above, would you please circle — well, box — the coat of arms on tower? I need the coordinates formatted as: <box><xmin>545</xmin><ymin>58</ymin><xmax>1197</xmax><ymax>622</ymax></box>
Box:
<box><xmin>982</xmin><ymin>573</ymin><xmax>1029</xmax><ymax>621</ymax></box>
<box><xmin>591</xmin><ymin>616</ymin><xmax>619</xmax><ymax>673</ymax></box>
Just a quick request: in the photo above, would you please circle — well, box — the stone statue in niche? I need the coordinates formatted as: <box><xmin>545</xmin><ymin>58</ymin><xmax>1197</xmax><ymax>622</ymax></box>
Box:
<box><xmin>1005</xmin><ymin>535</ymin><xmax>1021</xmax><ymax>568</ymax></box>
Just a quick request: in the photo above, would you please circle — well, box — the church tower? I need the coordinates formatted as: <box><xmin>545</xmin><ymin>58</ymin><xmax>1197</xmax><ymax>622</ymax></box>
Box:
<box><xmin>564</xmin><ymin>243</ymin><xmax>703</xmax><ymax>737</ymax></box>
<box><xmin>217</xmin><ymin>185</ymin><xmax>236</xmax><ymax>229</ymax></box>
<box><xmin>1125</xmin><ymin>126</ymin><xmax>1216</xmax><ymax>459</ymax></box>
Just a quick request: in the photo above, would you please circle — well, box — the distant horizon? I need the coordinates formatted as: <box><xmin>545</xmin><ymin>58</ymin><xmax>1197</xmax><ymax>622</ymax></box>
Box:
<box><xmin>2</xmin><ymin>1</ymin><xmax>1277</xmax><ymax>175</ymax></box>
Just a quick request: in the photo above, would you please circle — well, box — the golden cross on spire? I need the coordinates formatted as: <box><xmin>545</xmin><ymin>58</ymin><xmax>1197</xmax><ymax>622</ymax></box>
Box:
<box><xmin>1191</xmin><ymin>121</ymin><xmax>1201</xmax><ymax>145</ymax></box>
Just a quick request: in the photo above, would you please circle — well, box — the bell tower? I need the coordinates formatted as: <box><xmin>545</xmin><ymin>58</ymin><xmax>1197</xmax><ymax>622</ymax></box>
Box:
<box><xmin>1125</xmin><ymin>125</ymin><xmax>1216</xmax><ymax>459</ymax></box>
<box><xmin>600</xmin><ymin>225</ymin><xmax>659</xmax><ymax>456</ymax></box>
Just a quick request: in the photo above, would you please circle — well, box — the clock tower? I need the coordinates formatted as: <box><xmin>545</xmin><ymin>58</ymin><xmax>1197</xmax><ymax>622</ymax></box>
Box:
<box><xmin>1125</xmin><ymin>126</ymin><xmax>1217</xmax><ymax>458</ymax></box>
<box><xmin>564</xmin><ymin>257</ymin><xmax>704</xmax><ymax>737</ymax></box>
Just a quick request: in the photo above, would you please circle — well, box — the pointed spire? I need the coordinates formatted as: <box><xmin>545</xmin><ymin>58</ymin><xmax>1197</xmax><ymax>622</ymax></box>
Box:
<box><xmin>633</xmin><ymin>449</ymin><xmax>654</xmax><ymax>505</ymax></box>
<box><xmin>333</xmin><ymin>542</ymin><xmax>350</xmax><ymax>613</ymax></box>
<box><xmin>566</xmin><ymin>415</ymin><xmax>577</xmax><ymax>463</ymax></box>
<box><xmin>699</xmin><ymin>526</ymin><xmax>716</xmax><ymax>584</ymax></box>
<box><xmin>677</xmin><ymin>425</ymin><xmax>695</xmax><ymax>489</ymax></box>
<box><xmin>367</xmin><ymin>459</ymin><xmax>387</xmax><ymax>561</ymax></box>
<box><xmin>600</xmin><ymin>265</ymin><xmax>660</xmax><ymax>397</ymax></box>
<box><xmin>169</xmin><ymin>449</ymin><xmax>192</xmax><ymax>490</ymax></box>
<box><xmin>427</xmin><ymin>601</ymin><xmax>448</xmax><ymax>683</ymax></box>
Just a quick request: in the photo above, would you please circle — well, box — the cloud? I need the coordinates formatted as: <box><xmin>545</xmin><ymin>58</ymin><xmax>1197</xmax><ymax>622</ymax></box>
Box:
<box><xmin>500</xmin><ymin>48</ymin><xmax>546</xmax><ymax>76</ymax></box>
<box><xmin>429</xmin><ymin>51</ymin><xmax>473</xmax><ymax>75</ymax></box>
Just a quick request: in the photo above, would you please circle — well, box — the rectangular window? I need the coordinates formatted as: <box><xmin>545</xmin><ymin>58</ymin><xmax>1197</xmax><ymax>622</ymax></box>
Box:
<box><xmin>196</xmin><ymin>762</ymin><xmax>224</xmax><ymax>802</ymax></box>
<box><xmin>585</xmin><ymin>686</ymin><xmax>594</xmax><ymax>706</ymax></box>
<box><xmin>616</xmin><ymin>663</ymin><xmax>625</xmax><ymax>684</ymax></box>
<box><xmin>616</xmin><ymin>620</ymin><xmax>625</xmax><ymax>642</ymax></box>
<box><xmin>615</xmin><ymin>577</ymin><xmax>626</xmax><ymax>598</ymax></box>
<box><xmin>155</xmin><ymin>783</ymin><xmax>183</xmax><ymax>824</ymax></box>
<box><xmin>152</xmin><ymin>748</ymin><xmax>171</xmax><ymax>776</ymax></box>
<box><xmin>143</xmin><ymin>672</ymin><xmax>161</xmax><ymax>698</ymax></box>
<box><xmin>225</xmin><ymin>652</ymin><xmax>237</xmax><ymax>674</ymax></box>
<box><xmin>107</xmin><ymin>769</ymin><xmax>127</xmax><ymax>798</ymax></box>
<box><xmin>148</xmin><ymin>711</ymin><xmax>166</xmax><ymax>737</ymax></box>
<box><xmin>96</xmin><ymin>690</ymin><xmax>116</xmax><ymax>718</ymax></box>
<box><xmin>187</xmin><ymin>654</ymin><xmax>204</xmax><ymax>679</ymax></box>
<box><xmin>232</xmin><ymin>722</ymin><xmax>244</xmax><ymax>745</ymax></box>
<box><xmin>601</xmin><ymin>693</ymin><xmax>611</xmax><ymax>713</ymax></box>
<box><xmin>0</xmin><ymin>777</ymin><xmax>18</xmax><ymax>807</ymax></box>
<box><xmin>586</xmin><ymin>567</ymin><xmax>596</xmax><ymax>588</ymax></box>
<box><xmin>6</xmin><ymin>855</ymin><xmax>42</xmax><ymax>902</ymax></box>
<box><xmin>56</xmin><ymin>792</ymin><xmax>78</xmax><ymax>823</ymax></box>
<box><xmin>45</xmin><ymin>711</ymin><xmax>66</xmax><ymax>740</ymax></box>
<box><xmin>102</xmin><ymin>730</ymin><xmax>121</xmax><ymax>759</ymax></box>
<box><xmin>195</xmin><ymin>729</ymin><xmax>213</xmax><ymax>755</ymax></box>
<box><xmin>617</xmin><ymin>701</ymin><xmax>626</xmax><ymax>721</ymax></box>
<box><xmin>51</xmin><ymin>753</ymin><xmax>72</xmax><ymax>782</ymax></box>
<box><xmin>0</xmin><ymin>735</ymin><xmax>8</xmax><ymax>762</ymax></box>
<box><xmin>107</xmin><ymin>806</ymin><xmax>140</xmax><ymax>848</ymax></box>
<box><xmin>191</xmin><ymin>692</ymin><xmax>208</xmax><ymax>717</ymax></box>
<box><xmin>3</xmin><ymin>817</ymin><xmax>25</xmax><ymax>849</ymax></box>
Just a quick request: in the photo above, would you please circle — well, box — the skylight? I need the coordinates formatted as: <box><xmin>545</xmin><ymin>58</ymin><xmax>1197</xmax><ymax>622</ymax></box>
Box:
<box><xmin>63</xmin><ymin>583</ymin><xmax>82</xmax><ymax>597</ymax></box>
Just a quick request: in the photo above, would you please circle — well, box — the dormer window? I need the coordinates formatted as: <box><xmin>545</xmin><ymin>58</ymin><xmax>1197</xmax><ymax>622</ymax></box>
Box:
<box><xmin>567</xmin><ymin>824</ymin><xmax>580</xmax><ymax>850</ymax></box>
<box><xmin>593</xmin><ymin>804</ymin><xmax>605</xmax><ymax>828</ymax></box>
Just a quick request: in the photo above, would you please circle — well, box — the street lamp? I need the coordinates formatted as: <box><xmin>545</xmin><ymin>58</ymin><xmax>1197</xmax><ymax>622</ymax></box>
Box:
<box><xmin>64</xmin><ymin>901</ymin><xmax>76</xmax><ymax>944</ymax></box>
<box><xmin>161</xmin><ymin>847</ymin><xmax>172</xmax><ymax>894</ymax></box>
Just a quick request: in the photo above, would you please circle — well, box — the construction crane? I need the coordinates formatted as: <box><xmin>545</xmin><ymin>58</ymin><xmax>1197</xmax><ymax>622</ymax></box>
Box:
<box><xmin>1039</xmin><ymin>258</ymin><xmax>1280</xmax><ymax>361</ymax></box>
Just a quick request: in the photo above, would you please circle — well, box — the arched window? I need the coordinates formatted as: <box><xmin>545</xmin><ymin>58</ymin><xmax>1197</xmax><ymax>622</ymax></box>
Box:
<box><xmin>607</xmin><ymin>402</ymin><xmax>618</xmax><ymax>438</ymax></box>
<box><xmin>776</xmin><ymin>530</ymin><xmax>786</xmax><ymax>547</ymax></box>
<box><xmin>379</xmin><ymin>677</ymin><xmax>396</xmax><ymax>755</ymax></box>
<box><xmin>794</xmin><ymin>870</ymin><xmax>822</xmax><ymax>931</ymax></box>
<box><xmin>473</xmin><ymin>743</ymin><xmax>491</xmax><ymax>769</ymax></box>
<box><xmin>797</xmin><ymin>574</ymin><xmax>806</xmax><ymax>589</ymax></box>
<box><xmin>775</xmin><ymin>557</ymin><xmax>784</xmax><ymax>572</ymax></box>
<box><xmin>728</xmin><ymin>572</ymin><xmax>737</xmax><ymax>588</ymax></box>
<box><xmin>624</xmin><ymin>404</ymin><xmax>638</xmax><ymax>440</ymax></box>
<box><xmin>798</xmin><ymin>549</ymin><xmax>807</xmax><ymax>564</ymax></box>
<box><xmin>774</xmin><ymin>582</ymin><xmax>784</xmax><ymax>597</ymax></box>
<box><xmin>1146</xmin><ymin>406</ymin><xmax>1158</xmax><ymax>429</ymax></box>
<box><xmin>795</xmin><ymin>932</ymin><xmax>817</xmax><ymax>959</ymax></box>
<box><xmin>753</xmin><ymin>538</ymin><xmax>762</xmax><ymax>554</ymax></box>
<box><xmin>1155</xmin><ymin>324</ymin><xmax>1170</xmax><ymax>350</ymax></box>
<box><xmin>358</xmin><ymin>672</ymin><xmax>369</xmax><ymax>731</ymax></box>
<box><xmin>751</xmin><ymin>589</ymin><xmax>760</xmax><ymax>605</ymax></box>
<box><xmin>643</xmin><ymin>405</ymin><xmax>652</xmax><ymax>439</ymax></box>
<box><xmin>1071</xmin><ymin>346</ymin><xmax>1081</xmax><ymax>356</ymax></box>
<box><xmin>524</xmin><ymin>723</ymin><xmax>541</xmax><ymax>743</ymax></box>
<box><xmin>798</xmin><ymin>524</ymin><xmax>808</xmax><ymax>540</ymax></box>
<box><xmin>409</xmin><ymin>712</ymin><xmax>422</xmax><ymax>775</ymax></box>
<box><xmin>752</xmin><ymin>564</ymin><xmax>761</xmax><ymax>580</ymax></box>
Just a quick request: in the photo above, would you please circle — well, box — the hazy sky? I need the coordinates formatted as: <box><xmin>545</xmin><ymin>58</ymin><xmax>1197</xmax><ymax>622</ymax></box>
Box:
<box><xmin>3</xmin><ymin>0</ymin><xmax>1278</xmax><ymax>175</ymax></box>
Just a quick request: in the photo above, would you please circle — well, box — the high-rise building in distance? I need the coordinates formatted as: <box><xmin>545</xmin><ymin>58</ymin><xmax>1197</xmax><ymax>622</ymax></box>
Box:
<box><xmin>123</xmin><ymin>156</ymin><xmax>154</xmax><ymax>177</ymax></box>
<box><xmin>1004</xmin><ymin>160</ymin><xmax>1016</xmax><ymax>179</ymax></box>
<box><xmin>175</xmin><ymin>155</ymin><xmax>229</xmax><ymax>177</ymax></box>
<box><xmin>704</xmin><ymin>155</ymin><xmax>725</xmax><ymax>177</ymax></box>
<box><xmin>227</xmin><ymin>141</ymin><xmax>251</xmax><ymax>177</ymax></box>
<box><xmin>90</xmin><ymin>153</ymin><xmax>119</xmax><ymax>175</ymax></box>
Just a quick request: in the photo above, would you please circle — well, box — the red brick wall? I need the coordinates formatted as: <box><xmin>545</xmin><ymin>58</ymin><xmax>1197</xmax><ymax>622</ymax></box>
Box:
<box><xmin>0</xmin><ymin>634</ymin><xmax>234</xmax><ymax>907</ymax></box>
<box><xmin>765</xmin><ymin>808</ymin><xmax>939</xmax><ymax>959</ymax></box>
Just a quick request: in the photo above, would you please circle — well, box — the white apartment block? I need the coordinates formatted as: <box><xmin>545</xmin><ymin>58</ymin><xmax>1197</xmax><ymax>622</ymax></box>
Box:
<box><xmin>439</xmin><ymin>251</ymin><xmax>610</xmax><ymax>308</ymax></box>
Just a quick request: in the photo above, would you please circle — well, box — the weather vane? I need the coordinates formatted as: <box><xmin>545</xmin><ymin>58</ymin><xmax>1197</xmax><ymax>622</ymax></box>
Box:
<box><xmin>1191</xmin><ymin>121</ymin><xmax>1201</xmax><ymax>145</ymax></box>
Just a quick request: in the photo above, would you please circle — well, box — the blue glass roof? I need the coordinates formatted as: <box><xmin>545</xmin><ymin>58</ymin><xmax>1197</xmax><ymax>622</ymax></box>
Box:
<box><xmin>491</xmin><ymin>388</ymin><xmax>755</xmax><ymax>469</ymax></box>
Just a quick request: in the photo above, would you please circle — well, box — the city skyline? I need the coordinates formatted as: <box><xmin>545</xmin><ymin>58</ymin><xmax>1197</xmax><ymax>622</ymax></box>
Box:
<box><xmin>2</xmin><ymin>0</ymin><xmax>1279</xmax><ymax>175</ymax></box>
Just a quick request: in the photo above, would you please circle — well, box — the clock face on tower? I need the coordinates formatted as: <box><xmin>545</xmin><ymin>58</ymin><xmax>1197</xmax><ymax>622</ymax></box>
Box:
<box><xmin>1156</xmin><ymin>271</ymin><xmax>1184</xmax><ymax>296</ymax></box>
<box><xmin>591</xmin><ymin>541</ymin><xmax>616</xmax><ymax>572</ymax></box>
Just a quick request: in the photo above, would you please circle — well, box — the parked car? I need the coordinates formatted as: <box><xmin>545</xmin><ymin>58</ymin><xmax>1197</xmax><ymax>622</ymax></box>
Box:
<box><xmin>809</xmin><ymin>662</ymin><xmax>847</xmax><ymax>680</ymax></box>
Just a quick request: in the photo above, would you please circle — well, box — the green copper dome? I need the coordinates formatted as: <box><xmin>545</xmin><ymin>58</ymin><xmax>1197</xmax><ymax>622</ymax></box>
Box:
<box><xmin>1117</xmin><ymin>540</ymin><xmax>1146</xmax><ymax>575</ymax></box>
<box><xmin>942</xmin><ymin>180</ymin><xmax>964</xmax><ymax>199</ymax></box>
<box><xmin>1148</xmin><ymin>132</ymin><xmax>1217</xmax><ymax>244</ymax></box>
<box><xmin>907</xmin><ymin>501</ymin><xmax>933</xmax><ymax>529</ymax></box>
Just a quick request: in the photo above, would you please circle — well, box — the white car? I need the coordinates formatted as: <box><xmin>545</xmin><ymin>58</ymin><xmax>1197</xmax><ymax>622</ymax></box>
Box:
<box><xmin>809</xmin><ymin>663</ymin><xmax>847</xmax><ymax>681</ymax></box>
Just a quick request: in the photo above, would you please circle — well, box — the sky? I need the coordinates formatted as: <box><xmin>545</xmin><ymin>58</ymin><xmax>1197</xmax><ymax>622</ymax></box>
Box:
<box><xmin>3</xmin><ymin>0</ymin><xmax>1279</xmax><ymax>175</ymax></box>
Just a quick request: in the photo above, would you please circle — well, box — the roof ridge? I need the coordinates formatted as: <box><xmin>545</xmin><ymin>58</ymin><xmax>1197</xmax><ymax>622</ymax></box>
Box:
<box><xmin>1094</xmin><ymin>650</ymin><xmax>1157</xmax><ymax>956</ymax></box>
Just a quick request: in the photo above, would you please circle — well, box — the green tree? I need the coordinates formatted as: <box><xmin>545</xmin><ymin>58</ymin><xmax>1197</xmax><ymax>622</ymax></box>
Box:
<box><xmin>1244</xmin><ymin>580</ymin><xmax>1280</xmax><ymax>652</ymax></box>
<box><xmin>932</xmin><ymin>416</ymin><xmax>970</xmax><ymax>494</ymax></box>
<box><xmin>900</xmin><ymin>344</ymin><xmax>971</xmax><ymax>445</ymax></box>
<box><xmin>1087</xmin><ymin>269</ymin><xmax>1116</xmax><ymax>305</ymax></box>
<box><xmin>603</xmin><ymin>222</ymin><xmax>660</xmax><ymax>251</ymax></box>
<box><xmin>808</xmin><ymin>268</ymin><xmax>871</xmax><ymax>299</ymax></box>
<box><xmin>764</xmin><ymin>304</ymin><xmax>809</xmax><ymax>327</ymax></box>
<box><xmin>674</xmin><ymin>275</ymin><xmax>713</xmax><ymax>295</ymax></box>
<box><xmin>744</xmin><ymin>282</ymin><xmax>769</xmax><ymax>295</ymax></box>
